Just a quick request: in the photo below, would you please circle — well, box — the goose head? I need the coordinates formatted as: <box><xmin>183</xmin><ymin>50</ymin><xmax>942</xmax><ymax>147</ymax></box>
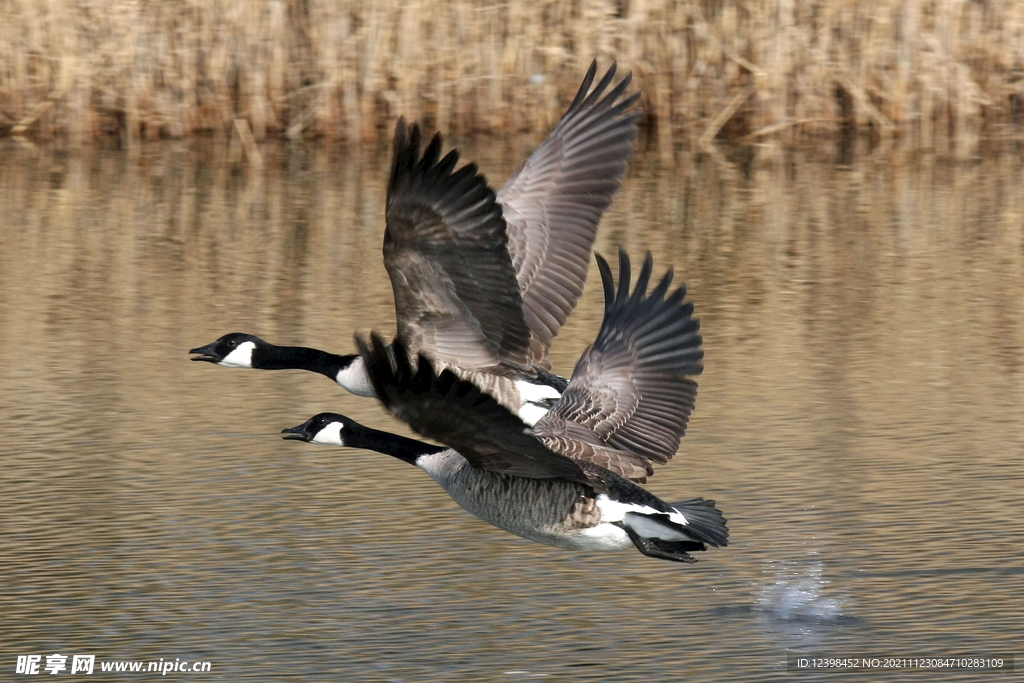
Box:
<box><xmin>189</xmin><ymin>332</ymin><xmax>264</xmax><ymax>368</ymax></box>
<box><xmin>282</xmin><ymin>412</ymin><xmax>348</xmax><ymax>446</ymax></box>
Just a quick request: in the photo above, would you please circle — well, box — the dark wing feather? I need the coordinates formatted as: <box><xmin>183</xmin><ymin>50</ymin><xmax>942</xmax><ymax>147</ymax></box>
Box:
<box><xmin>497</xmin><ymin>61</ymin><xmax>641</xmax><ymax>367</ymax></box>
<box><xmin>385</xmin><ymin>119</ymin><xmax>531</xmax><ymax>370</ymax></box>
<box><xmin>358</xmin><ymin>333</ymin><xmax>595</xmax><ymax>488</ymax></box>
<box><xmin>532</xmin><ymin>250</ymin><xmax>703</xmax><ymax>482</ymax></box>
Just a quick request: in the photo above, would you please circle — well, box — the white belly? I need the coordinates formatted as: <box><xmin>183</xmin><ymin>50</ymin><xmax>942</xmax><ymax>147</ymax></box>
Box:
<box><xmin>417</xmin><ymin>452</ymin><xmax>635</xmax><ymax>552</ymax></box>
<box><xmin>551</xmin><ymin>523</ymin><xmax>634</xmax><ymax>551</ymax></box>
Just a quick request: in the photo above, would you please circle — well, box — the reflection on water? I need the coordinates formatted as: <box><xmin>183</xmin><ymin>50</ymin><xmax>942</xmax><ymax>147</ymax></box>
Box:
<box><xmin>1</xmin><ymin>139</ymin><xmax>1022</xmax><ymax>682</ymax></box>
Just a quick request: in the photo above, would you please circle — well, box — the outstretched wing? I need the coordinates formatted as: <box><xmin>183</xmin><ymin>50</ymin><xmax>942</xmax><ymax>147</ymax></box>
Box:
<box><xmin>357</xmin><ymin>333</ymin><xmax>594</xmax><ymax>487</ymax></box>
<box><xmin>532</xmin><ymin>251</ymin><xmax>703</xmax><ymax>482</ymax></box>
<box><xmin>498</xmin><ymin>61</ymin><xmax>641</xmax><ymax>366</ymax></box>
<box><xmin>385</xmin><ymin>119</ymin><xmax>531</xmax><ymax>370</ymax></box>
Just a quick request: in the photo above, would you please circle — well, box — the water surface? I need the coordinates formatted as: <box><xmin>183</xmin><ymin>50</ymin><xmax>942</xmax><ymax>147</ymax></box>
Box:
<box><xmin>1</xmin><ymin>139</ymin><xmax>1021</xmax><ymax>681</ymax></box>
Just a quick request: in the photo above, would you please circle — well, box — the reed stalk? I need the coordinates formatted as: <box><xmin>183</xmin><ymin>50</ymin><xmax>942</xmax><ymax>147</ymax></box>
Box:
<box><xmin>1</xmin><ymin>0</ymin><xmax>1022</xmax><ymax>154</ymax></box>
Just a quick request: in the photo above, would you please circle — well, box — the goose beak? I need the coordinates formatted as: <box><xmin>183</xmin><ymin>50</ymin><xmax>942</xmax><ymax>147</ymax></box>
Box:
<box><xmin>189</xmin><ymin>342</ymin><xmax>220</xmax><ymax>362</ymax></box>
<box><xmin>281</xmin><ymin>425</ymin><xmax>311</xmax><ymax>441</ymax></box>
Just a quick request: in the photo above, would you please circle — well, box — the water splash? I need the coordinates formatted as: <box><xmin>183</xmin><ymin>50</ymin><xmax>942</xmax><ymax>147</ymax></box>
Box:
<box><xmin>755</xmin><ymin>557</ymin><xmax>846</xmax><ymax>622</ymax></box>
<box><xmin>753</xmin><ymin>556</ymin><xmax>848</xmax><ymax>651</ymax></box>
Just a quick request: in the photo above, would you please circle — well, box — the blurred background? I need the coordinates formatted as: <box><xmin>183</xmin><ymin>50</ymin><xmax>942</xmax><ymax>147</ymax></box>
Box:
<box><xmin>2</xmin><ymin>0</ymin><xmax>1024</xmax><ymax>156</ymax></box>
<box><xmin>2</xmin><ymin>2</ymin><xmax>1023</xmax><ymax>682</ymax></box>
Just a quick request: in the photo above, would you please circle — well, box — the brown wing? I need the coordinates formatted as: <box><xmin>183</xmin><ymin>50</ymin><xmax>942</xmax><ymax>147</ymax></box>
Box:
<box><xmin>497</xmin><ymin>61</ymin><xmax>641</xmax><ymax>367</ymax></box>
<box><xmin>358</xmin><ymin>334</ymin><xmax>595</xmax><ymax>488</ymax></box>
<box><xmin>385</xmin><ymin>119</ymin><xmax>531</xmax><ymax>370</ymax></box>
<box><xmin>532</xmin><ymin>251</ymin><xmax>703</xmax><ymax>482</ymax></box>
<box><xmin>534</xmin><ymin>421</ymin><xmax>655</xmax><ymax>483</ymax></box>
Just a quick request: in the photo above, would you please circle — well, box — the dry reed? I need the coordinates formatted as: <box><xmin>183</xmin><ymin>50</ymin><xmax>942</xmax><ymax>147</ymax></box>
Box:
<box><xmin>2</xmin><ymin>0</ymin><xmax>1023</xmax><ymax>155</ymax></box>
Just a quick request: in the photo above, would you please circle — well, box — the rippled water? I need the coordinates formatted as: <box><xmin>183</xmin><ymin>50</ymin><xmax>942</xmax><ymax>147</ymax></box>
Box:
<box><xmin>1</xmin><ymin>138</ymin><xmax>1021</xmax><ymax>681</ymax></box>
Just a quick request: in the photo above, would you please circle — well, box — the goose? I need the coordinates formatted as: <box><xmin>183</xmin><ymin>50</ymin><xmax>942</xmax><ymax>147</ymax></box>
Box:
<box><xmin>282</xmin><ymin>252</ymin><xmax>728</xmax><ymax>563</ymax></box>
<box><xmin>190</xmin><ymin>60</ymin><xmax>640</xmax><ymax>424</ymax></box>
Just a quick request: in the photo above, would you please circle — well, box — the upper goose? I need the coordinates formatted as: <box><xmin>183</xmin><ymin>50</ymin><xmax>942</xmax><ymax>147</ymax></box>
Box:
<box><xmin>283</xmin><ymin>252</ymin><xmax>728</xmax><ymax>563</ymax></box>
<box><xmin>190</xmin><ymin>60</ymin><xmax>640</xmax><ymax>423</ymax></box>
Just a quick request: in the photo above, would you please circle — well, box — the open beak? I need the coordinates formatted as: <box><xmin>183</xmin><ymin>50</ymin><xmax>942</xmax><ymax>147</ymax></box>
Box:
<box><xmin>281</xmin><ymin>424</ymin><xmax>312</xmax><ymax>441</ymax></box>
<box><xmin>189</xmin><ymin>342</ymin><xmax>220</xmax><ymax>363</ymax></box>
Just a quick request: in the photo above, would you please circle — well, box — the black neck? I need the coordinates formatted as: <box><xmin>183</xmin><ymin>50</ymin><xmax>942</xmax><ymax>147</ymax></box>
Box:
<box><xmin>259</xmin><ymin>345</ymin><xmax>355</xmax><ymax>379</ymax></box>
<box><xmin>350</xmin><ymin>424</ymin><xmax>446</xmax><ymax>465</ymax></box>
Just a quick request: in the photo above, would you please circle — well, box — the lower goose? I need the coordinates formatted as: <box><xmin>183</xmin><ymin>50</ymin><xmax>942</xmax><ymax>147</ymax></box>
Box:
<box><xmin>283</xmin><ymin>252</ymin><xmax>728</xmax><ymax>563</ymax></box>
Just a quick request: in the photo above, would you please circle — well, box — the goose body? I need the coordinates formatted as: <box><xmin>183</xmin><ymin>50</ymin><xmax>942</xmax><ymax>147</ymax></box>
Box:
<box><xmin>415</xmin><ymin>451</ymin><xmax>726</xmax><ymax>556</ymax></box>
<box><xmin>191</xmin><ymin>60</ymin><xmax>640</xmax><ymax>423</ymax></box>
<box><xmin>283</xmin><ymin>252</ymin><xmax>728</xmax><ymax>563</ymax></box>
<box><xmin>286</xmin><ymin>414</ymin><xmax>725</xmax><ymax>559</ymax></box>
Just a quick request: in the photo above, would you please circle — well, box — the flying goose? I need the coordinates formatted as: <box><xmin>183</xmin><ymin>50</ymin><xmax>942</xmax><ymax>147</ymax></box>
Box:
<box><xmin>283</xmin><ymin>252</ymin><xmax>728</xmax><ymax>563</ymax></box>
<box><xmin>190</xmin><ymin>60</ymin><xmax>640</xmax><ymax>423</ymax></box>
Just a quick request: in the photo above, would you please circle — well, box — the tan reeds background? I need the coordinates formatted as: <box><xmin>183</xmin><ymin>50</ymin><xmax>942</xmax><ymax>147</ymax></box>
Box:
<box><xmin>2</xmin><ymin>0</ymin><xmax>1024</xmax><ymax>154</ymax></box>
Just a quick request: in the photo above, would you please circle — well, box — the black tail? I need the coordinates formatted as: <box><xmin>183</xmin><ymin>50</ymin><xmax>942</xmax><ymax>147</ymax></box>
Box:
<box><xmin>670</xmin><ymin>498</ymin><xmax>729</xmax><ymax>548</ymax></box>
<box><xmin>616</xmin><ymin>498</ymin><xmax>728</xmax><ymax>564</ymax></box>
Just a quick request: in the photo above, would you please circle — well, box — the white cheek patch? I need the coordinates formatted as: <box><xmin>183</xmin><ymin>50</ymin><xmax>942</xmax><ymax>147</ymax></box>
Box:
<box><xmin>335</xmin><ymin>356</ymin><xmax>376</xmax><ymax>397</ymax></box>
<box><xmin>311</xmin><ymin>422</ymin><xmax>344</xmax><ymax>445</ymax></box>
<box><xmin>219</xmin><ymin>341</ymin><xmax>257</xmax><ymax>368</ymax></box>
